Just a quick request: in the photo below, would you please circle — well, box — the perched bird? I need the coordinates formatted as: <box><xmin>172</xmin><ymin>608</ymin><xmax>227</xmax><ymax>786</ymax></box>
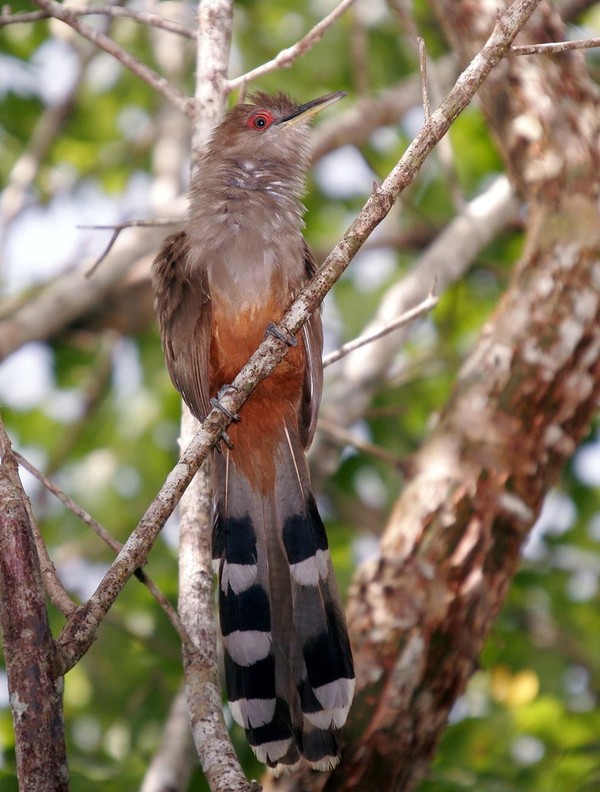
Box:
<box><xmin>152</xmin><ymin>91</ymin><xmax>354</xmax><ymax>772</ymax></box>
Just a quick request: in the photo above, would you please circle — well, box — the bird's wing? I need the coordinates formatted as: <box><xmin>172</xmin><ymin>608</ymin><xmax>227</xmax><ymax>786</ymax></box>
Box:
<box><xmin>300</xmin><ymin>240</ymin><xmax>324</xmax><ymax>449</ymax></box>
<box><xmin>152</xmin><ymin>230</ymin><xmax>212</xmax><ymax>421</ymax></box>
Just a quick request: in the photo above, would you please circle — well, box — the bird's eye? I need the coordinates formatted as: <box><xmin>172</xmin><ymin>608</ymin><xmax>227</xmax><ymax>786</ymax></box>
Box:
<box><xmin>247</xmin><ymin>111</ymin><xmax>274</xmax><ymax>131</ymax></box>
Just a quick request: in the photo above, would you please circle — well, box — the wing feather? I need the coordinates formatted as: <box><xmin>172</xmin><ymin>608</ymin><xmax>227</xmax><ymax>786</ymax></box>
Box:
<box><xmin>152</xmin><ymin>231</ymin><xmax>212</xmax><ymax>421</ymax></box>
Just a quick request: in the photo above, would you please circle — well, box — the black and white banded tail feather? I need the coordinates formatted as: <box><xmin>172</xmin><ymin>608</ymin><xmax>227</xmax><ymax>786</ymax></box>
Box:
<box><xmin>211</xmin><ymin>427</ymin><xmax>355</xmax><ymax>772</ymax></box>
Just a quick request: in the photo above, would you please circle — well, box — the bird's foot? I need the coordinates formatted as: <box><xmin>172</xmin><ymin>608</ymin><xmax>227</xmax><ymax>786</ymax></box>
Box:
<box><xmin>266</xmin><ymin>322</ymin><xmax>297</xmax><ymax>347</ymax></box>
<box><xmin>210</xmin><ymin>393</ymin><xmax>241</xmax><ymax>424</ymax></box>
<box><xmin>218</xmin><ymin>431</ymin><xmax>234</xmax><ymax>451</ymax></box>
<box><xmin>216</xmin><ymin>383</ymin><xmax>242</xmax><ymax>406</ymax></box>
<box><xmin>211</xmin><ymin>385</ymin><xmax>241</xmax><ymax>452</ymax></box>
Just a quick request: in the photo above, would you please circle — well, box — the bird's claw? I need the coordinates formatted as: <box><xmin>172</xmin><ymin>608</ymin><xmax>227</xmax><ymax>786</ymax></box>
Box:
<box><xmin>266</xmin><ymin>322</ymin><xmax>297</xmax><ymax>347</ymax></box>
<box><xmin>217</xmin><ymin>383</ymin><xmax>240</xmax><ymax>401</ymax></box>
<box><xmin>218</xmin><ymin>431</ymin><xmax>234</xmax><ymax>451</ymax></box>
<box><xmin>210</xmin><ymin>395</ymin><xmax>241</xmax><ymax>423</ymax></box>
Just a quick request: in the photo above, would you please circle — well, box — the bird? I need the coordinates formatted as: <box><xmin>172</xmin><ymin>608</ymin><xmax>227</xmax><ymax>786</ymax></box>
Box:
<box><xmin>152</xmin><ymin>91</ymin><xmax>354</xmax><ymax>772</ymax></box>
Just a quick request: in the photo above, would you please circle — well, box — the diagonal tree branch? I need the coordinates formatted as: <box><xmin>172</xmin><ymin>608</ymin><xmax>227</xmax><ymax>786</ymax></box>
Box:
<box><xmin>13</xmin><ymin>449</ymin><xmax>191</xmax><ymax>644</ymax></box>
<box><xmin>228</xmin><ymin>0</ymin><xmax>358</xmax><ymax>91</ymax></box>
<box><xmin>310</xmin><ymin>59</ymin><xmax>456</xmax><ymax>160</ymax></box>
<box><xmin>32</xmin><ymin>0</ymin><xmax>193</xmax><ymax>116</ymax></box>
<box><xmin>0</xmin><ymin>5</ymin><xmax>196</xmax><ymax>38</ymax></box>
<box><xmin>322</xmin><ymin>292</ymin><xmax>438</xmax><ymax>368</ymax></box>
<box><xmin>315</xmin><ymin>173</ymin><xmax>519</xmax><ymax>470</ymax></box>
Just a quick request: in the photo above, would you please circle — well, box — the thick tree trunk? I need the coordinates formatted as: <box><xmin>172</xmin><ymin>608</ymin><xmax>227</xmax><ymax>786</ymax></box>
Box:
<box><xmin>0</xmin><ymin>425</ymin><xmax>70</xmax><ymax>791</ymax></box>
<box><xmin>267</xmin><ymin>3</ymin><xmax>600</xmax><ymax>790</ymax></box>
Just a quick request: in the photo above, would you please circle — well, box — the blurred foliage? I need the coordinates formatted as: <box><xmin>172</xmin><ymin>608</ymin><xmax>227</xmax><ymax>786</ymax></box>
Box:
<box><xmin>1</xmin><ymin>1</ymin><xmax>600</xmax><ymax>790</ymax></box>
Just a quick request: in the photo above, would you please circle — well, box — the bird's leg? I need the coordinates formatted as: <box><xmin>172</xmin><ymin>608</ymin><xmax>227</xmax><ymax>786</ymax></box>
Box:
<box><xmin>211</xmin><ymin>386</ymin><xmax>241</xmax><ymax>451</ymax></box>
<box><xmin>211</xmin><ymin>388</ymin><xmax>238</xmax><ymax>452</ymax></box>
<box><xmin>266</xmin><ymin>322</ymin><xmax>297</xmax><ymax>347</ymax></box>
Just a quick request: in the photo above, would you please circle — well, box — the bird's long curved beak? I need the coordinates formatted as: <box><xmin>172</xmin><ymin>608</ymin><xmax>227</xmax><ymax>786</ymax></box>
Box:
<box><xmin>278</xmin><ymin>91</ymin><xmax>347</xmax><ymax>127</ymax></box>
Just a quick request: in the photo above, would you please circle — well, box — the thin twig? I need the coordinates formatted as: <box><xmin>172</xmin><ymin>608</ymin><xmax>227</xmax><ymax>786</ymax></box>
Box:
<box><xmin>387</xmin><ymin>0</ymin><xmax>464</xmax><ymax>210</ymax></box>
<box><xmin>511</xmin><ymin>36</ymin><xmax>600</xmax><ymax>55</ymax></box>
<box><xmin>13</xmin><ymin>450</ymin><xmax>191</xmax><ymax>645</ymax></box>
<box><xmin>228</xmin><ymin>0</ymin><xmax>358</xmax><ymax>91</ymax></box>
<box><xmin>318</xmin><ymin>417</ymin><xmax>407</xmax><ymax>470</ymax></box>
<box><xmin>135</xmin><ymin>569</ymin><xmax>191</xmax><ymax>646</ymax></box>
<box><xmin>15</xmin><ymin>451</ymin><xmax>122</xmax><ymax>553</ymax></box>
<box><xmin>0</xmin><ymin>21</ymin><xmax>103</xmax><ymax>228</ymax></box>
<box><xmin>418</xmin><ymin>37</ymin><xmax>431</xmax><ymax>121</ymax></box>
<box><xmin>81</xmin><ymin>219</ymin><xmax>181</xmax><ymax>276</ymax></box>
<box><xmin>323</xmin><ymin>292</ymin><xmax>438</xmax><ymax>368</ymax></box>
<box><xmin>32</xmin><ymin>0</ymin><xmax>193</xmax><ymax>116</ymax></box>
<box><xmin>0</xmin><ymin>5</ymin><xmax>196</xmax><ymax>37</ymax></box>
<box><xmin>17</xmin><ymin>475</ymin><xmax>77</xmax><ymax>617</ymax></box>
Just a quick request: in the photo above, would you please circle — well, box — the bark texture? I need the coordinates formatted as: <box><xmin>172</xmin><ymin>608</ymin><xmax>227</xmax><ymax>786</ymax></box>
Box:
<box><xmin>0</xmin><ymin>427</ymin><xmax>69</xmax><ymax>791</ymax></box>
<box><xmin>267</xmin><ymin>2</ymin><xmax>600</xmax><ymax>790</ymax></box>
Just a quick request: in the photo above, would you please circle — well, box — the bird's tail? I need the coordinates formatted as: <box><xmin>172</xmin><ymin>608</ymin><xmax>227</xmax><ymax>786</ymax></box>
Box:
<box><xmin>212</xmin><ymin>425</ymin><xmax>355</xmax><ymax>771</ymax></box>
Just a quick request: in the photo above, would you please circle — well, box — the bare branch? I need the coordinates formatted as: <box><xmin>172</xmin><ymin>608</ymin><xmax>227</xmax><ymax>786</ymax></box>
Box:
<box><xmin>417</xmin><ymin>37</ymin><xmax>431</xmax><ymax>121</ymax></box>
<box><xmin>17</xmin><ymin>447</ymin><xmax>116</xmax><ymax>554</ymax></box>
<box><xmin>317</xmin><ymin>417</ymin><xmax>406</xmax><ymax>470</ymax></box>
<box><xmin>23</xmin><ymin>498</ymin><xmax>77</xmax><ymax>618</ymax></box>
<box><xmin>14</xmin><ymin>450</ymin><xmax>191</xmax><ymax>646</ymax></box>
<box><xmin>0</xmin><ymin>32</ymin><xmax>99</xmax><ymax>228</ymax></box>
<box><xmin>228</xmin><ymin>0</ymin><xmax>358</xmax><ymax>91</ymax></box>
<box><xmin>310</xmin><ymin>58</ymin><xmax>456</xmax><ymax>160</ymax></box>
<box><xmin>322</xmin><ymin>292</ymin><xmax>438</xmax><ymax>368</ymax></box>
<box><xmin>0</xmin><ymin>5</ymin><xmax>196</xmax><ymax>37</ymax></box>
<box><xmin>0</xmin><ymin>420</ymin><xmax>69</xmax><ymax>791</ymax></box>
<box><xmin>32</xmin><ymin>0</ymin><xmax>193</xmax><ymax>116</ymax></box>
<box><xmin>80</xmin><ymin>219</ymin><xmax>182</xmax><ymax>276</ymax></box>
<box><xmin>511</xmin><ymin>36</ymin><xmax>600</xmax><ymax>55</ymax></box>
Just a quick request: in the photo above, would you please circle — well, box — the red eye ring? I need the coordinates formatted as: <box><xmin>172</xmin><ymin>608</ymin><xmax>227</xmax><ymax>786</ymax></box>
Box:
<box><xmin>247</xmin><ymin>110</ymin><xmax>274</xmax><ymax>131</ymax></box>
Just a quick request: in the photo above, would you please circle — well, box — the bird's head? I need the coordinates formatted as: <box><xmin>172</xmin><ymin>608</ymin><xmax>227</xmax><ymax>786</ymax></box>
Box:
<box><xmin>209</xmin><ymin>90</ymin><xmax>346</xmax><ymax>164</ymax></box>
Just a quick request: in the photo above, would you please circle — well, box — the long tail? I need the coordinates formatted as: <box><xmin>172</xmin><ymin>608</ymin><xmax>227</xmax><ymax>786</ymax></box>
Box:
<box><xmin>212</xmin><ymin>425</ymin><xmax>355</xmax><ymax>771</ymax></box>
